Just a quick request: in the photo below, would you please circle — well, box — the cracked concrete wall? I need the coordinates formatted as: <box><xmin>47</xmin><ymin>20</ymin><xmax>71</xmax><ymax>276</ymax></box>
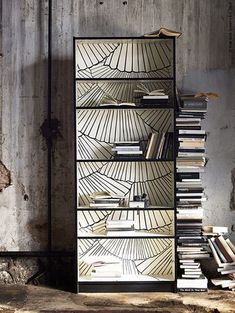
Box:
<box><xmin>0</xmin><ymin>0</ymin><xmax>235</xmax><ymax>254</ymax></box>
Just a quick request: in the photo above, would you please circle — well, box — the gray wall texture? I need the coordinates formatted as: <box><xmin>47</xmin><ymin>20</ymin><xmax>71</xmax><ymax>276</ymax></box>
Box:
<box><xmin>0</xmin><ymin>0</ymin><xmax>235</xmax><ymax>252</ymax></box>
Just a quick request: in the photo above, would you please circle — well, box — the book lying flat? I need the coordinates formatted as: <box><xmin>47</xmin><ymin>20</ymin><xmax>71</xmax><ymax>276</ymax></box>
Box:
<box><xmin>144</xmin><ymin>27</ymin><xmax>182</xmax><ymax>38</ymax></box>
<box><xmin>100</xmin><ymin>102</ymin><xmax>136</xmax><ymax>107</ymax></box>
<box><xmin>177</xmin><ymin>275</ymin><xmax>208</xmax><ymax>289</ymax></box>
<box><xmin>142</xmin><ymin>95</ymin><xmax>169</xmax><ymax>99</ymax></box>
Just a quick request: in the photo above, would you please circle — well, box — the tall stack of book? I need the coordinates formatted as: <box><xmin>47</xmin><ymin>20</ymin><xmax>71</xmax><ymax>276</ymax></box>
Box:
<box><xmin>112</xmin><ymin>141</ymin><xmax>143</xmax><ymax>159</ymax></box>
<box><xmin>176</xmin><ymin>94</ymin><xmax>209</xmax><ymax>292</ymax></box>
<box><xmin>208</xmin><ymin>234</ymin><xmax>235</xmax><ymax>290</ymax></box>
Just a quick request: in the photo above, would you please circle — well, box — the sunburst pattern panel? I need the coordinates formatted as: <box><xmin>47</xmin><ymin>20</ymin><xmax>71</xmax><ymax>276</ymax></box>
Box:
<box><xmin>77</xmin><ymin>161</ymin><xmax>174</xmax><ymax>207</ymax></box>
<box><xmin>77</xmin><ymin>109</ymin><xmax>173</xmax><ymax>160</ymax></box>
<box><xmin>76</xmin><ymin>80</ymin><xmax>173</xmax><ymax>107</ymax></box>
<box><xmin>75</xmin><ymin>39</ymin><xmax>173</xmax><ymax>79</ymax></box>
<box><xmin>78</xmin><ymin>209</ymin><xmax>174</xmax><ymax>236</ymax></box>
<box><xmin>78</xmin><ymin>238</ymin><xmax>175</xmax><ymax>281</ymax></box>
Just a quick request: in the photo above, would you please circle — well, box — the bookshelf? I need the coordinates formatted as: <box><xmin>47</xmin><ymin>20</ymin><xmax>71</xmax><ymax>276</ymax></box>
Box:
<box><xmin>74</xmin><ymin>37</ymin><xmax>177</xmax><ymax>292</ymax></box>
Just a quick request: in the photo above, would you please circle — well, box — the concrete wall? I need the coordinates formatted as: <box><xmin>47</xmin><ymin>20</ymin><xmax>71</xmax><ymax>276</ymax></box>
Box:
<box><xmin>0</xmin><ymin>0</ymin><xmax>235</xmax><ymax>252</ymax></box>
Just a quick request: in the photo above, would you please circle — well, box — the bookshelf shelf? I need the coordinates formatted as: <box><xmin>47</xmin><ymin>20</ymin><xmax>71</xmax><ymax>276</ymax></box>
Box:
<box><xmin>74</xmin><ymin>37</ymin><xmax>176</xmax><ymax>292</ymax></box>
<box><xmin>76</xmin><ymin>158</ymin><xmax>174</xmax><ymax>162</ymax></box>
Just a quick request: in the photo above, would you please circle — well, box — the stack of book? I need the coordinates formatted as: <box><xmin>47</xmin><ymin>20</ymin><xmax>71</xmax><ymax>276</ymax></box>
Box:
<box><xmin>179</xmin><ymin>94</ymin><xmax>208</xmax><ymax>118</ymax></box>
<box><xmin>134</xmin><ymin>84</ymin><xmax>169</xmax><ymax>106</ymax></box>
<box><xmin>145</xmin><ymin>132</ymin><xmax>173</xmax><ymax>159</ymax></box>
<box><xmin>81</xmin><ymin>256</ymin><xmax>122</xmax><ymax>279</ymax></box>
<box><xmin>208</xmin><ymin>235</ymin><xmax>235</xmax><ymax>290</ymax></box>
<box><xmin>177</xmin><ymin>207</ymin><xmax>209</xmax><ymax>291</ymax></box>
<box><xmin>89</xmin><ymin>191</ymin><xmax>125</xmax><ymax>208</ymax></box>
<box><xmin>177</xmin><ymin>94</ymin><xmax>208</xmax><ymax>171</ymax></box>
<box><xmin>106</xmin><ymin>220</ymin><xmax>135</xmax><ymax>236</ymax></box>
<box><xmin>112</xmin><ymin>141</ymin><xmax>143</xmax><ymax>159</ymax></box>
<box><xmin>176</xmin><ymin>93</ymin><xmax>209</xmax><ymax>292</ymax></box>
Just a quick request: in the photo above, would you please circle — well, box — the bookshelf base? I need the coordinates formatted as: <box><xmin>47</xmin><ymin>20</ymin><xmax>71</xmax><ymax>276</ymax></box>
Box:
<box><xmin>77</xmin><ymin>281</ymin><xmax>176</xmax><ymax>293</ymax></box>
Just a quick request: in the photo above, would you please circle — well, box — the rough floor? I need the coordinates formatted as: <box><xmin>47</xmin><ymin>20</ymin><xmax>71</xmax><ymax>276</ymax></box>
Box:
<box><xmin>0</xmin><ymin>285</ymin><xmax>234</xmax><ymax>313</ymax></box>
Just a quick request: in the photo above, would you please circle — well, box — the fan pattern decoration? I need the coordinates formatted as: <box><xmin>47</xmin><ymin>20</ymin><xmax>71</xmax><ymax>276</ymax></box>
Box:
<box><xmin>76</xmin><ymin>80</ymin><xmax>173</xmax><ymax>107</ymax></box>
<box><xmin>75</xmin><ymin>38</ymin><xmax>176</xmax><ymax>284</ymax></box>
<box><xmin>77</xmin><ymin>109</ymin><xmax>173</xmax><ymax>160</ymax></box>
<box><xmin>79</xmin><ymin>238</ymin><xmax>175</xmax><ymax>280</ymax></box>
<box><xmin>78</xmin><ymin>209</ymin><xmax>174</xmax><ymax>236</ymax></box>
<box><xmin>77</xmin><ymin>161</ymin><xmax>174</xmax><ymax>207</ymax></box>
<box><xmin>75</xmin><ymin>39</ymin><xmax>173</xmax><ymax>79</ymax></box>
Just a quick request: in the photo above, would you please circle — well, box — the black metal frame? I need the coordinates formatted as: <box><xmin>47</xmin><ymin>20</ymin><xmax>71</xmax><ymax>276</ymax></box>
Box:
<box><xmin>74</xmin><ymin>36</ymin><xmax>177</xmax><ymax>293</ymax></box>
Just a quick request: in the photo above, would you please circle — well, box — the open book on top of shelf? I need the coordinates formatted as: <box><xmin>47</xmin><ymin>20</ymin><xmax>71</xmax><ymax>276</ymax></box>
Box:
<box><xmin>144</xmin><ymin>27</ymin><xmax>182</xmax><ymax>38</ymax></box>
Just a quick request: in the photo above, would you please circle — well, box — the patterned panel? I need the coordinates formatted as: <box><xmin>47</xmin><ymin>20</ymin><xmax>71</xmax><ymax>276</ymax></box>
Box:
<box><xmin>76</xmin><ymin>80</ymin><xmax>173</xmax><ymax>107</ymax></box>
<box><xmin>78</xmin><ymin>209</ymin><xmax>174</xmax><ymax>236</ymax></box>
<box><xmin>76</xmin><ymin>109</ymin><xmax>173</xmax><ymax>160</ymax></box>
<box><xmin>75</xmin><ymin>39</ymin><xmax>173</xmax><ymax>79</ymax></box>
<box><xmin>78</xmin><ymin>238</ymin><xmax>175</xmax><ymax>281</ymax></box>
<box><xmin>77</xmin><ymin>161</ymin><xmax>174</xmax><ymax>207</ymax></box>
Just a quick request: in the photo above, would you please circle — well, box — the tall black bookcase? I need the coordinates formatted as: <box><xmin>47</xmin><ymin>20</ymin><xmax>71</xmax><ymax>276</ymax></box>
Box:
<box><xmin>74</xmin><ymin>37</ymin><xmax>177</xmax><ymax>292</ymax></box>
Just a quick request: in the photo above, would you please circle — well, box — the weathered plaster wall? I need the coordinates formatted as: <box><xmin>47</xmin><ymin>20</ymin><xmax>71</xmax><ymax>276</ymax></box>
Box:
<box><xmin>0</xmin><ymin>0</ymin><xmax>234</xmax><ymax>253</ymax></box>
<box><xmin>0</xmin><ymin>0</ymin><xmax>48</xmax><ymax>251</ymax></box>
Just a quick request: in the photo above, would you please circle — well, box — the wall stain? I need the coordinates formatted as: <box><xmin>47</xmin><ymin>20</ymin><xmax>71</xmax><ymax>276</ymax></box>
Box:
<box><xmin>26</xmin><ymin>219</ymin><xmax>48</xmax><ymax>245</ymax></box>
<box><xmin>0</xmin><ymin>160</ymin><xmax>11</xmax><ymax>191</ymax></box>
<box><xmin>230</xmin><ymin>167</ymin><xmax>235</xmax><ymax>211</ymax></box>
<box><xmin>220</xmin><ymin>125</ymin><xmax>229</xmax><ymax>130</ymax></box>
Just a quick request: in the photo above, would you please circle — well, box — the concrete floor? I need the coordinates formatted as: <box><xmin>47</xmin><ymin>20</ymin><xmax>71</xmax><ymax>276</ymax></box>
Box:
<box><xmin>0</xmin><ymin>285</ymin><xmax>234</xmax><ymax>313</ymax></box>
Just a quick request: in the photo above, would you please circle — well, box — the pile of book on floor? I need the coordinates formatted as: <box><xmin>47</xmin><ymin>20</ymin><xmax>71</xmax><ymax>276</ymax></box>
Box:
<box><xmin>106</xmin><ymin>219</ymin><xmax>135</xmax><ymax>236</ymax></box>
<box><xmin>176</xmin><ymin>93</ymin><xmax>210</xmax><ymax>292</ymax></box>
<box><xmin>145</xmin><ymin>132</ymin><xmax>173</xmax><ymax>159</ymax></box>
<box><xmin>89</xmin><ymin>191</ymin><xmax>126</xmax><ymax>208</ymax></box>
<box><xmin>207</xmin><ymin>231</ymin><xmax>235</xmax><ymax>290</ymax></box>
<box><xmin>112</xmin><ymin>141</ymin><xmax>143</xmax><ymax>159</ymax></box>
<box><xmin>134</xmin><ymin>84</ymin><xmax>169</xmax><ymax>106</ymax></box>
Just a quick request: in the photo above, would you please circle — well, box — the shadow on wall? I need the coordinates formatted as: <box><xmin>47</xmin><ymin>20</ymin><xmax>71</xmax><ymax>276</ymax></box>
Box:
<box><xmin>50</xmin><ymin>58</ymin><xmax>76</xmax><ymax>252</ymax></box>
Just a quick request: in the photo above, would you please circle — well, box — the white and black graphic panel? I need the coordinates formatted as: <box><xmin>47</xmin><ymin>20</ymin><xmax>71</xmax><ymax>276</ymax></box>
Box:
<box><xmin>76</xmin><ymin>109</ymin><xmax>173</xmax><ymax>160</ymax></box>
<box><xmin>78</xmin><ymin>238</ymin><xmax>175</xmax><ymax>281</ymax></box>
<box><xmin>75</xmin><ymin>39</ymin><xmax>173</xmax><ymax>79</ymax></box>
<box><xmin>76</xmin><ymin>80</ymin><xmax>173</xmax><ymax>107</ymax></box>
<box><xmin>78</xmin><ymin>209</ymin><xmax>174</xmax><ymax>236</ymax></box>
<box><xmin>77</xmin><ymin>161</ymin><xmax>174</xmax><ymax>207</ymax></box>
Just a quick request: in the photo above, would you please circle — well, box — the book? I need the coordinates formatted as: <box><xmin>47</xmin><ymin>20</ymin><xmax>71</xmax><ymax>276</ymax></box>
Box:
<box><xmin>100</xmin><ymin>95</ymin><xmax>135</xmax><ymax>107</ymax></box>
<box><xmin>144</xmin><ymin>27</ymin><xmax>182</xmax><ymax>38</ymax></box>
<box><xmin>89</xmin><ymin>191</ymin><xmax>124</xmax><ymax>200</ymax></box>
<box><xmin>177</xmin><ymin>275</ymin><xmax>208</xmax><ymax>289</ymax></box>
<box><xmin>134</xmin><ymin>84</ymin><xmax>167</xmax><ymax>96</ymax></box>
<box><xmin>129</xmin><ymin>201</ymin><xmax>145</xmax><ymax>208</ymax></box>
<box><xmin>178</xmin><ymin>130</ymin><xmax>206</xmax><ymax>135</ymax></box>
<box><xmin>215</xmin><ymin>236</ymin><xmax>235</xmax><ymax>262</ymax></box>
<box><xmin>202</xmin><ymin>226</ymin><xmax>228</xmax><ymax>234</ymax></box>
<box><xmin>114</xmin><ymin>141</ymin><xmax>139</xmax><ymax>145</ymax></box>
<box><xmin>145</xmin><ymin>133</ymin><xmax>159</xmax><ymax>159</ymax></box>
<box><xmin>226</xmin><ymin>238</ymin><xmax>235</xmax><ymax>253</ymax></box>
<box><xmin>106</xmin><ymin>220</ymin><xmax>134</xmax><ymax>230</ymax></box>
<box><xmin>142</xmin><ymin>95</ymin><xmax>169</xmax><ymax>99</ymax></box>
<box><xmin>89</xmin><ymin>203</ymin><xmax>120</xmax><ymax>208</ymax></box>
<box><xmin>116</xmin><ymin>150</ymin><xmax>143</xmax><ymax>155</ymax></box>
<box><xmin>112</xmin><ymin>146</ymin><xmax>140</xmax><ymax>151</ymax></box>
